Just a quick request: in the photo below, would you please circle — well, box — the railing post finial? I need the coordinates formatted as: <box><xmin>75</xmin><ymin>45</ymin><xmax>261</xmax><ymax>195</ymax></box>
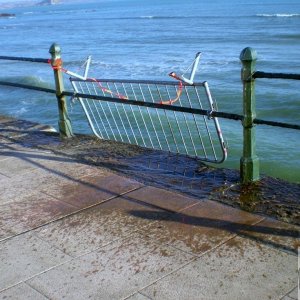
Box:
<box><xmin>49</xmin><ymin>43</ymin><xmax>61</xmax><ymax>61</ymax></box>
<box><xmin>240</xmin><ymin>47</ymin><xmax>259</xmax><ymax>184</ymax></box>
<box><xmin>49</xmin><ymin>43</ymin><xmax>73</xmax><ymax>138</ymax></box>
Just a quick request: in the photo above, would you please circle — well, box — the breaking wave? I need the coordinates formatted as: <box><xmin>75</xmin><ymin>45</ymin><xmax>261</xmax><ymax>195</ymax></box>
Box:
<box><xmin>256</xmin><ymin>13</ymin><xmax>300</xmax><ymax>18</ymax></box>
<box><xmin>0</xmin><ymin>76</ymin><xmax>51</xmax><ymax>89</ymax></box>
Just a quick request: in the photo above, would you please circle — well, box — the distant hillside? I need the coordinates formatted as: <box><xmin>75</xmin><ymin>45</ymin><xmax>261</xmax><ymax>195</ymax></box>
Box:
<box><xmin>38</xmin><ymin>0</ymin><xmax>60</xmax><ymax>5</ymax></box>
<box><xmin>0</xmin><ymin>0</ymin><xmax>89</xmax><ymax>10</ymax></box>
<box><xmin>0</xmin><ymin>13</ymin><xmax>16</xmax><ymax>17</ymax></box>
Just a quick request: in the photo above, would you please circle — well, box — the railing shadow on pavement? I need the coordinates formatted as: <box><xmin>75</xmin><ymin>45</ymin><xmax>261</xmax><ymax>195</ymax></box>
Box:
<box><xmin>127</xmin><ymin>208</ymin><xmax>299</xmax><ymax>255</ymax></box>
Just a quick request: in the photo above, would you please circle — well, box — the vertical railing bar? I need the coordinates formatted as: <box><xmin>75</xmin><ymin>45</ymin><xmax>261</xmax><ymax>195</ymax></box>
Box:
<box><xmin>120</xmin><ymin>82</ymin><xmax>139</xmax><ymax>145</ymax></box>
<box><xmin>156</xmin><ymin>84</ymin><xmax>179</xmax><ymax>153</ymax></box>
<box><xmin>49</xmin><ymin>43</ymin><xmax>73</xmax><ymax>138</ymax></box>
<box><xmin>204</xmin><ymin>81</ymin><xmax>227</xmax><ymax>162</ymax></box>
<box><xmin>184</xmin><ymin>86</ymin><xmax>208</xmax><ymax>158</ymax></box>
<box><xmin>130</xmin><ymin>83</ymin><xmax>155</xmax><ymax>149</ymax></box>
<box><xmin>122</xmin><ymin>83</ymin><xmax>147</xmax><ymax>147</ymax></box>
<box><xmin>90</xmin><ymin>81</ymin><xmax>112</xmax><ymax>139</ymax></box>
<box><xmin>104</xmin><ymin>82</ymin><xmax>125</xmax><ymax>141</ymax></box>
<box><xmin>165</xmin><ymin>85</ymin><xmax>189</xmax><ymax>155</ymax></box>
<box><xmin>194</xmin><ymin>86</ymin><xmax>217</xmax><ymax>159</ymax></box>
<box><xmin>201</xmin><ymin>83</ymin><xmax>218</xmax><ymax>160</ymax></box>
<box><xmin>72</xmin><ymin>78</ymin><xmax>226</xmax><ymax>164</ymax></box>
<box><xmin>95</xmin><ymin>81</ymin><xmax>118</xmax><ymax>140</ymax></box>
<box><xmin>106</xmin><ymin>82</ymin><xmax>125</xmax><ymax>142</ymax></box>
<box><xmin>84</xmin><ymin>81</ymin><xmax>108</xmax><ymax>139</ymax></box>
<box><xmin>240</xmin><ymin>47</ymin><xmax>260</xmax><ymax>183</ymax></box>
<box><xmin>147</xmin><ymin>84</ymin><xmax>171</xmax><ymax>152</ymax></box>
<box><xmin>177</xmin><ymin>86</ymin><xmax>198</xmax><ymax>157</ymax></box>
<box><xmin>138</xmin><ymin>83</ymin><xmax>162</xmax><ymax>150</ymax></box>
<box><xmin>71</xmin><ymin>80</ymin><xmax>102</xmax><ymax>139</ymax></box>
<box><xmin>110</xmin><ymin>82</ymin><xmax>131</xmax><ymax>143</ymax></box>
<box><xmin>112</xmin><ymin>82</ymin><xmax>134</xmax><ymax>144</ymax></box>
<box><xmin>79</xmin><ymin>81</ymin><xmax>103</xmax><ymax>138</ymax></box>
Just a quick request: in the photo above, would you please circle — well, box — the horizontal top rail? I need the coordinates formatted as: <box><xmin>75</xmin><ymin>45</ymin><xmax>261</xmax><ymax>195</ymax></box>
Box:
<box><xmin>0</xmin><ymin>55</ymin><xmax>49</xmax><ymax>64</ymax></box>
<box><xmin>254</xmin><ymin>71</ymin><xmax>300</xmax><ymax>80</ymax></box>
<box><xmin>0</xmin><ymin>80</ymin><xmax>56</xmax><ymax>94</ymax></box>
<box><xmin>70</xmin><ymin>77</ymin><xmax>206</xmax><ymax>87</ymax></box>
<box><xmin>63</xmin><ymin>89</ymin><xmax>243</xmax><ymax>120</ymax></box>
<box><xmin>254</xmin><ymin>118</ymin><xmax>300</xmax><ymax>130</ymax></box>
<box><xmin>0</xmin><ymin>78</ymin><xmax>299</xmax><ymax>131</ymax></box>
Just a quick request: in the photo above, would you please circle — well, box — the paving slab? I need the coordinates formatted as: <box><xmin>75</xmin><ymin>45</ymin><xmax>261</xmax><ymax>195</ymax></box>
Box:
<box><xmin>0</xmin><ymin>172</ymin><xmax>8</xmax><ymax>181</ymax></box>
<box><xmin>27</xmin><ymin>231</ymin><xmax>195</xmax><ymax>300</ymax></box>
<box><xmin>0</xmin><ymin>192</ymin><xmax>78</xmax><ymax>240</ymax></box>
<box><xmin>287</xmin><ymin>286</ymin><xmax>299</xmax><ymax>299</ymax></box>
<box><xmin>0</xmin><ymin>225</ymin><xmax>15</xmax><ymax>242</ymax></box>
<box><xmin>0</xmin><ymin>182</ymin><xmax>42</xmax><ymax>207</ymax></box>
<box><xmin>17</xmin><ymin>155</ymin><xmax>109</xmax><ymax>181</ymax></box>
<box><xmin>1</xmin><ymin>171</ymin><xmax>102</xmax><ymax>205</ymax></box>
<box><xmin>281</xmin><ymin>296</ymin><xmax>296</xmax><ymax>300</ymax></box>
<box><xmin>237</xmin><ymin>217</ymin><xmax>300</xmax><ymax>255</ymax></box>
<box><xmin>0</xmin><ymin>147</ymin><xmax>54</xmax><ymax>157</ymax></box>
<box><xmin>0</xmin><ymin>155</ymin><xmax>10</xmax><ymax>162</ymax></box>
<box><xmin>0</xmin><ymin>157</ymin><xmax>37</xmax><ymax>177</ymax></box>
<box><xmin>136</xmin><ymin>200</ymin><xmax>263</xmax><ymax>256</ymax></box>
<box><xmin>126</xmin><ymin>292</ymin><xmax>152</xmax><ymax>300</ymax></box>
<box><xmin>0</xmin><ymin>171</ymin><xmax>75</xmax><ymax>206</ymax></box>
<box><xmin>0</xmin><ymin>233</ymin><xmax>71</xmax><ymax>291</ymax></box>
<box><xmin>0</xmin><ymin>283</ymin><xmax>48</xmax><ymax>300</ymax></box>
<box><xmin>33</xmin><ymin>197</ymin><xmax>165</xmax><ymax>257</ymax></box>
<box><xmin>123</xmin><ymin>186</ymin><xmax>200</xmax><ymax>213</ymax></box>
<box><xmin>42</xmin><ymin>174</ymin><xmax>144</xmax><ymax>209</ymax></box>
<box><xmin>0</xmin><ymin>148</ymin><xmax>107</xmax><ymax>180</ymax></box>
<box><xmin>141</xmin><ymin>236</ymin><xmax>297</xmax><ymax>300</ymax></box>
<box><xmin>0</xmin><ymin>139</ymin><xmax>20</xmax><ymax>150</ymax></box>
<box><xmin>0</xmin><ymin>117</ymin><xmax>298</xmax><ymax>300</ymax></box>
<box><xmin>35</xmin><ymin>161</ymin><xmax>109</xmax><ymax>181</ymax></box>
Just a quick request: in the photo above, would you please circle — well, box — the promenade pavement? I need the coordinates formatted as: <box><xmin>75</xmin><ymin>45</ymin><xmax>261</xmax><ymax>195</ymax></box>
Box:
<box><xmin>0</xmin><ymin>116</ymin><xmax>299</xmax><ymax>300</ymax></box>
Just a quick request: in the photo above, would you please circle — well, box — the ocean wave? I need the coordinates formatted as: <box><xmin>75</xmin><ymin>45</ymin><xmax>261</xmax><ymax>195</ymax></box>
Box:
<box><xmin>139</xmin><ymin>15</ymin><xmax>178</xmax><ymax>19</ymax></box>
<box><xmin>276</xmin><ymin>33</ymin><xmax>300</xmax><ymax>39</ymax></box>
<box><xmin>14</xmin><ymin>107</ymin><xmax>28</xmax><ymax>116</ymax></box>
<box><xmin>101</xmin><ymin>15</ymin><xmax>198</xmax><ymax>21</ymax></box>
<box><xmin>47</xmin><ymin>9</ymin><xmax>89</xmax><ymax>15</ymax></box>
<box><xmin>0</xmin><ymin>76</ymin><xmax>51</xmax><ymax>88</ymax></box>
<box><xmin>256</xmin><ymin>13</ymin><xmax>300</xmax><ymax>18</ymax></box>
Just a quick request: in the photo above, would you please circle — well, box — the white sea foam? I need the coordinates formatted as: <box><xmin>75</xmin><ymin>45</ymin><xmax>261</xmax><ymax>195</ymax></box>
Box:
<box><xmin>15</xmin><ymin>107</ymin><xmax>28</xmax><ymax>116</ymax></box>
<box><xmin>256</xmin><ymin>13</ymin><xmax>300</xmax><ymax>18</ymax></box>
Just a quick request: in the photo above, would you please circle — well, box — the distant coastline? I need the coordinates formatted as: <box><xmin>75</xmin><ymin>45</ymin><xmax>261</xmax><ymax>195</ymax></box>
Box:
<box><xmin>0</xmin><ymin>1</ymin><xmax>86</xmax><ymax>11</ymax></box>
<box><xmin>39</xmin><ymin>0</ymin><xmax>60</xmax><ymax>5</ymax></box>
<box><xmin>0</xmin><ymin>13</ymin><xmax>15</xmax><ymax>18</ymax></box>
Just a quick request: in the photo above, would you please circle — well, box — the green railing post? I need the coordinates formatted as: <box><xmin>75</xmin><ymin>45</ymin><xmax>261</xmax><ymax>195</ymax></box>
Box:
<box><xmin>49</xmin><ymin>43</ymin><xmax>73</xmax><ymax>138</ymax></box>
<box><xmin>240</xmin><ymin>47</ymin><xmax>259</xmax><ymax>184</ymax></box>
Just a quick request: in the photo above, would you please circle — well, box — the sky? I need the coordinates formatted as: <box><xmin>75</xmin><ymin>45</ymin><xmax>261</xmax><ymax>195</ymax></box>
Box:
<box><xmin>0</xmin><ymin>0</ymin><xmax>69</xmax><ymax>8</ymax></box>
<box><xmin>0</xmin><ymin>0</ymin><xmax>31</xmax><ymax>3</ymax></box>
<box><xmin>0</xmin><ymin>0</ymin><xmax>80</xmax><ymax>5</ymax></box>
<box><xmin>0</xmin><ymin>0</ymin><xmax>38</xmax><ymax>6</ymax></box>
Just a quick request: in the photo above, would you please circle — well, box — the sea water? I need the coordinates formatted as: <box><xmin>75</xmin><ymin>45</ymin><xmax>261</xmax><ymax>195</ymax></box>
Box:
<box><xmin>0</xmin><ymin>0</ymin><xmax>299</xmax><ymax>183</ymax></box>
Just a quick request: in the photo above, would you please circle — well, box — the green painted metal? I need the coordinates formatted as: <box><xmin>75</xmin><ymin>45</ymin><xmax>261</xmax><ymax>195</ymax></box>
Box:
<box><xmin>240</xmin><ymin>47</ymin><xmax>260</xmax><ymax>184</ymax></box>
<box><xmin>49</xmin><ymin>43</ymin><xmax>73</xmax><ymax>138</ymax></box>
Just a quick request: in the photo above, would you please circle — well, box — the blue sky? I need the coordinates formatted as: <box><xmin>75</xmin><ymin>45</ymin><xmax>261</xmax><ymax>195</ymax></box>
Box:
<box><xmin>0</xmin><ymin>0</ymin><xmax>35</xmax><ymax>4</ymax></box>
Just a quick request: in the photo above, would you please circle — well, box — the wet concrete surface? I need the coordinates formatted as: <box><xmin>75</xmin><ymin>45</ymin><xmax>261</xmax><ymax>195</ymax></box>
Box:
<box><xmin>0</xmin><ymin>116</ymin><xmax>299</xmax><ymax>300</ymax></box>
<box><xmin>1</xmin><ymin>116</ymin><xmax>298</xmax><ymax>225</ymax></box>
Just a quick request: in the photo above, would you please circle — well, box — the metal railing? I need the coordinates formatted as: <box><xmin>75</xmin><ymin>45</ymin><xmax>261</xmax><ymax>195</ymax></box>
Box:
<box><xmin>70</xmin><ymin>77</ymin><xmax>227</xmax><ymax>163</ymax></box>
<box><xmin>239</xmin><ymin>47</ymin><xmax>300</xmax><ymax>183</ymax></box>
<box><xmin>0</xmin><ymin>44</ymin><xmax>299</xmax><ymax>184</ymax></box>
